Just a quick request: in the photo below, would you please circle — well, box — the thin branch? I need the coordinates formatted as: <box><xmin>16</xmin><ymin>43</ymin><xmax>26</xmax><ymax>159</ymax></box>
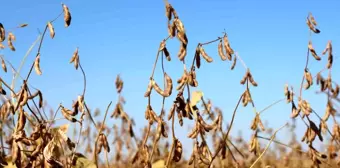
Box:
<box><xmin>249</xmin><ymin>123</ymin><xmax>288</xmax><ymax>168</ymax></box>
<box><xmin>209</xmin><ymin>94</ymin><xmax>243</xmax><ymax>167</ymax></box>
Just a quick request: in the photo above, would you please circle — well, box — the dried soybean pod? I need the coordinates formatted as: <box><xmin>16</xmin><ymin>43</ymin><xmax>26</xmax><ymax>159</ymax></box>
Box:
<box><xmin>304</xmin><ymin>69</ymin><xmax>313</xmax><ymax>89</ymax></box>
<box><xmin>167</xmin><ymin>104</ymin><xmax>176</xmax><ymax>121</ymax></box>
<box><xmin>70</xmin><ymin>47</ymin><xmax>79</xmax><ymax>69</ymax></box>
<box><xmin>308</xmin><ymin>41</ymin><xmax>321</xmax><ymax>61</ymax></box>
<box><xmin>1</xmin><ymin>58</ymin><xmax>6</xmax><ymax>73</ymax></box>
<box><xmin>176</xmin><ymin>75</ymin><xmax>187</xmax><ymax>90</ymax></box>
<box><xmin>177</xmin><ymin>43</ymin><xmax>187</xmax><ymax>61</ymax></box>
<box><xmin>173</xmin><ymin>139</ymin><xmax>182</xmax><ymax>162</ymax></box>
<box><xmin>19</xmin><ymin>24</ymin><xmax>28</xmax><ymax>28</ymax></box>
<box><xmin>199</xmin><ymin>46</ymin><xmax>213</xmax><ymax>63</ymax></box>
<box><xmin>163</xmin><ymin>47</ymin><xmax>171</xmax><ymax>61</ymax></box>
<box><xmin>34</xmin><ymin>53</ymin><xmax>42</xmax><ymax>75</ymax></box>
<box><xmin>47</xmin><ymin>21</ymin><xmax>55</xmax><ymax>39</ymax></box>
<box><xmin>19</xmin><ymin>87</ymin><xmax>29</xmax><ymax>107</ymax></box>
<box><xmin>152</xmin><ymin>80</ymin><xmax>165</xmax><ymax>96</ymax></box>
<box><xmin>240</xmin><ymin>70</ymin><xmax>248</xmax><ymax>85</ymax></box>
<box><xmin>165</xmin><ymin>3</ymin><xmax>173</xmax><ymax>21</ymax></box>
<box><xmin>7</xmin><ymin>32</ymin><xmax>15</xmax><ymax>51</ymax></box>
<box><xmin>306</xmin><ymin>17</ymin><xmax>320</xmax><ymax>34</ymax></box>
<box><xmin>309</xmin><ymin>12</ymin><xmax>317</xmax><ymax>26</ymax></box>
<box><xmin>231</xmin><ymin>55</ymin><xmax>237</xmax><ymax>70</ymax></box>
<box><xmin>102</xmin><ymin>134</ymin><xmax>110</xmax><ymax>153</ymax></box>
<box><xmin>248</xmin><ymin>70</ymin><xmax>258</xmax><ymax>87</ymax></box>
<box><xmin>164</xmin><ymin>72</ymin><xmax>173</xmax><ymax>96</ymax></box>
<box><xmin>218</xmin><ymin>40</ymin><xmax>227</xmax><ymax>61</ymax></box>
<box><xmin>174</xmin><ymin>18</ymin><xmax>185</xmax><ymax>33</ymax></box>
<box><xmin>62</xmin><ymin>105</ymin><xmax>77</xmax><ymax>116</ymax></box>
<box><xmin>0</xmin><ymin>23</ymin><xmax>5</xmax><ymax>42</ymax></box>
<box><xmin>62</xmin><ymin>3</ymin><xmax>72</xmax><ymax>27</ymax></box>
<box><xmin>195</xmin><ymin>46</ymin><xmax>201</xmax><ymax>69</ymax></box>
<box><xmin>16</xmin><ymin>107</ymin><xmax>26</xmax><ymax>132</ymax></box>
<box><xmin>177</xmin><ymin>31</ymin><xmax>188</xmax><ymax>45</ymax></box>
<box><xmin>144</xmin><ymin>80</ymin><xmax>153</xmax><ymax>97</ymax></box>
<box><xmin>223</xmin><ymin>34</ymin><xmax>234</xmax><ymax>56</ymax></box>
<box><xmin>327</xmin><ymin>41</ymin><xmax>333</xmax><ymax>69</ymax></box>
<box><xmin>168</xmin><ymin>22</ymin><xmax>176</xmax><ymax>38</ymax></box>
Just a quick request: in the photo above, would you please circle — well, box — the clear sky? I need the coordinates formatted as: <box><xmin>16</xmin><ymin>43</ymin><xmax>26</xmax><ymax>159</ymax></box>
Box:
<box><xmin>1</xmin><ymin>0</ymin><xmax>340</xmax><ymax>160</ymax></box>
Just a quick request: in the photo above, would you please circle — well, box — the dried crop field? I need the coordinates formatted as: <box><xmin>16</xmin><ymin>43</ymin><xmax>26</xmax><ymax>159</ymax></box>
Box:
<box><xmin>0</xmin><ymin>1</ymin><xmax>339</xmax><ymax>168</ymax></box>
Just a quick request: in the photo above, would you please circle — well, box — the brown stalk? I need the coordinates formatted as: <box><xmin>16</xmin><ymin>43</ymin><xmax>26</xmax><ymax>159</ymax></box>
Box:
<box><xmin>93</xmin><ymin>101</ymin><xmax>112</xmax><ymax>167</ymax></box>
<box><xmin>249</xmin><ymin>123</ymin><xmax>288</xmax><ymax>168</ymax></box>
<box><xmin>209</xmin><ymin>94</ymin><xmax>243</xmax><ymax>167</ymax></box>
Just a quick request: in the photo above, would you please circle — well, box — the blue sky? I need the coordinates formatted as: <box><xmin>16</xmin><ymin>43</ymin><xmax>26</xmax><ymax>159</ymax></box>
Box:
<box><xmin>1</xmin><ymin>0</ymin><xmax>340</xmax><ymax>160</ymax></box>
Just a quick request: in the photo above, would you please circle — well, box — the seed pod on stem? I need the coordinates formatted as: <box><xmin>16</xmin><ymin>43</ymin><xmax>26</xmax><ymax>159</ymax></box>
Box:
<box><xmin>1</xmin><ymin>57</ymin><xmax>6</xmax><ymax>73</ymax></box>
<box><xmin>0</xmin><ymin>23</ymin><xmax>5</xmax><ymax>42</ymax></box>
<box><xmin>195</xmin><ymin>46</ymin><xmax>201</xmax><ymax>69</ymax></box>
<box><xmin>168</xmin><ymin>22</ymin><xmax>176</xmax><ymax>38</ymax></box>
<box><xmin>308</xmin><ymin>41</ymin><xmax>321</xmax><ymax>61</ymax></box>
<box><xmin>218</xmin><ymin>40</ymin><xmax>227</xmax><ymax>61</ymax></box>
<box><xmin>70</xmin><ymin>47</ymin><xmax>79</xmax><ymax>70</ymax></box>
<box><xmin>167</xmin><ymin>104</ymin><xmax>176</xmax><ymax>121</ymax></box>
<box><xmin>177</xmin><ymin>43</ymin><xmax>187</xmax><ymax>61</ymax></box>
<box><xmin>173</xmin><ymin>139</ymin><xmax>182</xmax><ymax>162</ymax></box>
<box><xmin>304</xmin><ymin>69</ymin><xmax>313</xmax><ymax>89</ymax></box>
<box><xmin>291</xmin><ymin>101</ymin><xmax>299</xmax><ymax>118</ymax></box>
<box><xmin>231</xmin><ymin>54</ymin><xmax>237</xmax><ymax>70</ymax></box>
<box><xmin>19</xmin><ymin>87</ymin><xmax>29</xmax><ymax>107</ymax></box>
<box><xmin>16</xmin><ymin>107</ymin><xmax>26</xmax><ymax>132</ymax></box>
<box><xmin>173</xmin><ymin>18</ymin><xmax>185</xmax><ymax>33</ymax></box>
<box><xmin>306</xmin><ymin>13</ymin><xmax>320</xmax><ymax>34</ymax></box>
<box><xmin>247</xmin><ymin>69</ymin><xmax>258</xmax><ymax>87</ymax></box>
<box><xmin>163</xmin><ymin>47</ymin><xmax>171</xmax><ymax>61</ymax></box>
<box><xmin>199</xmin><ymin>45</ymin><xmax>213</xmax><ymax>63</ymax></box>
<box><xmin>34</xmin><ymin>53</ymin><xmax>42</xmax><ymax>75</ymax></box>
<box><xmin>165</xmin><ymin>3</ymin><xmax>173</xmax><ymax>21</ymax></box>
<box><xmin>144</xmin><ymin>80</ymin><xmax>153</xmax><ymax>97</ymax></box>
<box><xmin>47</xmin><ymin>21</ymin><xmax>55</xmax><ymax>39</ymax></box>
<box><xmin>322</xmin><ymin>41</ymin><xmax>333</xmax><ymax>69</ymax></box>
<box><xmin>8</xmin><ymin>32</ymin><xmax>15</xmax><ymax>51</ymax></box>
<box><xmin>102</xmin><ymin>134</ymin><xmax>110</xmax><ymax>153</ymax></box>
<box><xmin>177</xmin><ymin>31</ymin><xmax>188</xmax><ymax>45</ymax></box>
<box><xmin>152</xmin><ymin>77</ymin><xmax>172</xmax><ymax>97</ymax></box>
<box><xmin>223</xmin><ymin>34</ymin><xmax>234</xmax><ymax>57</ymax></box>
<box><xmin>62</xmin><ymin>3</ymin><xmax>72</xmax><ymax>27</ymax></box>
